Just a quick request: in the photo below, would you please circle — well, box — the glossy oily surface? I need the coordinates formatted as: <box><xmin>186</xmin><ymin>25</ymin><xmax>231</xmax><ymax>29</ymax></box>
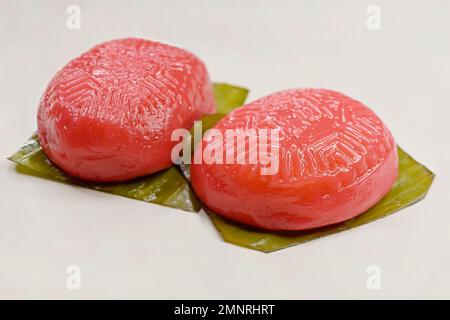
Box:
<box><xmin>207</xmin><ymin>147</ymin><xmax>434</xmax><ymax>252</ymax></box>
<box><xmin>1</xmin><ymin>2</ymin><xmax>446</xmax><ymax>298</ymax></box>
<box><xmin>191</xmin><ymin>89</ymin><xmax>399</xmax><ymax>230</ymax></box>
<box><xmin>37</xmin><ymin>38</ymin><xmax>215</xmax><ymax>182</ymax></box>
<box><xmin>9</xmin><ymin>84</ymin><xmax>247</xmax><ymax>212</ymax></box>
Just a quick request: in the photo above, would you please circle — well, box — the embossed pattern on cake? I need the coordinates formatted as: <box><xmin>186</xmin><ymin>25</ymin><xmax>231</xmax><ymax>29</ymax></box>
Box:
<box><xmin>191</xmin><ymin>89</ymin><xmax>398</xmax><ymax>230</ymax></box>
<box><xmin>38</xmin><ymin>38</ymin><xmax>216</xmax><ymax>182</ymax></box>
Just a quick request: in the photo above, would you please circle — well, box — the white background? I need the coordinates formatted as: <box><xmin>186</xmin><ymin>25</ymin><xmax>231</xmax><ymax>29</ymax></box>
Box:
<box><xmin>0</xmin><ymin>0</ymin><xmax>449</xmax><ymax>299</ymax></box>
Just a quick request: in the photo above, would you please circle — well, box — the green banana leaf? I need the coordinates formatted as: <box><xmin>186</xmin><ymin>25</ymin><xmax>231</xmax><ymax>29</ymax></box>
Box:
<box><xmin>10</xmin><ymin>138</ymin><xmax>200</xmax><ymax>212</ymax></box>
<box><xmin>8</xmin><ymin>83</ymin><xmax>249</xmax><ymax>212</ymax></box>
<box><xmin>205</xmin><ymin>147</ymin><xmax>434</xmax><ymax>253</ymax></box>
<box><xmin>213</xmin><ymin>83</ymin><xmax>249</xmax><ymax>114</ymax></box>
<box><xmin>8</xmin><ymin>80</ymin><xmax>435</xmax><ymax>253</ymax></box>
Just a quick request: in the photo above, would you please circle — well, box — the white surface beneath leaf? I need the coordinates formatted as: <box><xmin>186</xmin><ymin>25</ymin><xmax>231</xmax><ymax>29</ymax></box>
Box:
<box><xmin>0</xmin><ymin>0</ymin><xmax>449</xmax><ymax>299</ymax></box>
